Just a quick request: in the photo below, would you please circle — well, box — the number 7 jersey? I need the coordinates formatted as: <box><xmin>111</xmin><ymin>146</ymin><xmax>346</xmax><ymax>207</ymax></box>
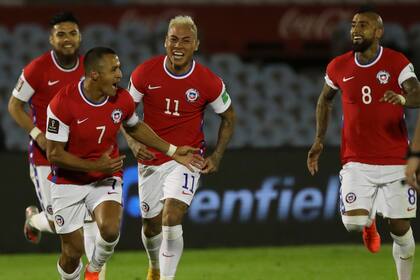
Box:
<box><xmin>325</xmin><ymin>46</ymin><xmax>417</xmax><ymax>165</ymax></box>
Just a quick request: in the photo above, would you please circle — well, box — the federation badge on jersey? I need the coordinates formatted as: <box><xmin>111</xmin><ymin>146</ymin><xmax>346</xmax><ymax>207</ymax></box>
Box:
<box><xmin>55</xmin><ymin>215</ymin><xmax>65</xmax><ymax>227</ymax></box>
<box><xmin>111</xmin><ymin>109</ymin><xmax>123</xmax><ymax>124</ymax></box>
<box><xmin>185</xmin><ymin>88</ymin><xmax>200</xmax><ymax>103</ymax></box>
<box><xmin>376</xmin><ymin>70</ymin><xmax>390</xmax><ymax>84</ymax></box>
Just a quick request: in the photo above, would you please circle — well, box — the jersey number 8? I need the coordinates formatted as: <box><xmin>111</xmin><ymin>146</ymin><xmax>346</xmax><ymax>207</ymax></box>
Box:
<box><xmin>362</xmin><ymin>86</ymin><xmax>372</xmax><ymax>104</ymax></box>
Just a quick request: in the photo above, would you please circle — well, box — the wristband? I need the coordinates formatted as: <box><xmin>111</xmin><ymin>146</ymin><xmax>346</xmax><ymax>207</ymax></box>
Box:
<box><xmin>166</xmin><ymin>144</ymin><xmax>177</xmax><ymax>157</ymax></box>
<box><xmin>29</xmin><ymin>127</ymin><xmax>42</xmax><ymax>140</ymax></box>
<box><xmin>398</xmin><ymin>95</ymin><xmax>406</xmax><ymax>106</ymax></box>
<box><xmin>406</xmin><ymin>149</ymin><xmax>420</xmax><ymax>159</ymax></box>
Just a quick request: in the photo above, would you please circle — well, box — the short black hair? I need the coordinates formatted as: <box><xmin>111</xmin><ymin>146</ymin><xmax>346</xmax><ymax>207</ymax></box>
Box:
<box><xmin>84</xmin><ymin>47</ymin><xmax>117</xmax><ymax>74</ymax></box>
<box><xmin>356</xmin><ymin>4</ymin><xmax>378</xmax><ymax>15</ymax></box>
<box><xmin>49</xmin><ymin>11</ymin><xmax>79</xmax><ymax>27</ymax></box>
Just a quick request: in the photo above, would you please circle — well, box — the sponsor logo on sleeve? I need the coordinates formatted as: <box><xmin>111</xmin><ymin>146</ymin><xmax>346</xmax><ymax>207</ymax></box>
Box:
<box><xmin>111</xmin><ymin>109</ymin><xmax>123</xmax><ymax>124</ymax></box>
<box><xmin>47</xmin><ymin>118</ymin><xmax>59</xmax><ymax>134</ymax></box>
<box><xmin>376</xmin><ymin>70</ymin><xmax>390</xmax><ymax>84</ymax></box>
<box><xmin>15</xmin><ymin>78</ymin><xmax>24</xmax><ymax>92</ymax></box>
<box><xmin>185</xmin><ymin>88</ymin><xmax>200</xmax><ymax>102</ymax></box>
<box><xmin>222</xmin><ymin>90</ymin><xmax>229</xmax><ymax>104</ymax></box>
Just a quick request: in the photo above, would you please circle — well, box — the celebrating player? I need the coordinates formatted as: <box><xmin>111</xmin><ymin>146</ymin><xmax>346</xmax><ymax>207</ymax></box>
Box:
<box><xmin>307</xmin><ymin>7</ymin><xmax>420</xmax><ymax>280</ymax></box>
<box><xmin>125</xmin><ymin>15</ymin><xmax>235</xmax><ymax>280</ymax></box>
<box><xmin>46</xmin><ymin>47</ymin><xmax>202</xmax><ymax>280</ymax></box>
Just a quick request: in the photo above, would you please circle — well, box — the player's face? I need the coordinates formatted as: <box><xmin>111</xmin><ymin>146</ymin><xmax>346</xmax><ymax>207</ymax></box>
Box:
<box><xmin>49</xmin><ymin>22</ymin><xmax>81</xmax><ymax>57</ymax></box>
<box><xmin>350</xmin><ymin>13</ymin><xmax>380</xmax><ymax>52</ymax></box>
<box><xmin>98</xmin><ymin>54</ymin><xmax>122</xmax><ymax>97</ymax></box>
<box><xmin>165</xmin><ymin>24</ymin><xmax>199</xmax><ymax>74</ymax></box>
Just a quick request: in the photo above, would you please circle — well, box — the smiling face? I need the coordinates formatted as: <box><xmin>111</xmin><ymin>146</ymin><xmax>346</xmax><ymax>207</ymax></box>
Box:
<box><xmin>164</xmin><ymin>23</ymin><xmax>199</xmax><ymax>75</ymax></box>
<box><xmin>350</xmin><ymin>12</ymin><xmax>383</xmax><ymax>53</ymax></box>
<box><xmin>96</xmin><ymin>54</ymin><xmax>122</xmax><ymax>97</ymax></box>
<box><xmin>49</xmin><ymin>21</ymin><xmax>81</xmax><ymax>57</ymax></box>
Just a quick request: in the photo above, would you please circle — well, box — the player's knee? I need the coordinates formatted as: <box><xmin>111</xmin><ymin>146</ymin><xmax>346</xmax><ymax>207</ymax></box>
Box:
<box><xmin>342</xmin><ymin>215</ymin><xmax>369</xmax><ymax>232</ymax></box>
<box><xmin>61</xmin><ymin>243</ymin><xmax>84</xmax><ymax>261</ymax></box>
<box><xmin>98</xmin><ymin>222</ymin><xmax>120</xmax><ymax>242</ymax></box>
<box><xmin>142</xmin><ymin>215</ymin><xmax>162</xmax><ymax>237</ymax></box>
<box><xmin>389</xmin><ymin>219</ymin><xmax>411</xmax><ymax>236</ymax></box>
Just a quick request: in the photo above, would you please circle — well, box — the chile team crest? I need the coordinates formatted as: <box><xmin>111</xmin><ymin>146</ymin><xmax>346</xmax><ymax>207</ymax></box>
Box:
<box><xmin>185</xmin><ymin>88</ymin><xmax>200</xmax><ymax>103</ymax></box>
<box><xmin>376</xmin><ymin>70</ymin><xmax>390</xmax><ymax>84</ymax></box>
<box><xmin>111</xmin><ymin>109</ymin><xmax>123</xmax><ymax>124</ymax></box>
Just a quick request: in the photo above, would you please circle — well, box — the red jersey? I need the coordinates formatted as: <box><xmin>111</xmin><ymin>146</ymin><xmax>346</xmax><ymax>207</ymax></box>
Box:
<box><xmin>12</xmin><ymin>50</ymin><xmax>84</xmax><ymax>165</ymax></box>
<box><xmin>45</xmin><ymin>80</ymin><xmax>139</xmax><ymax>185</ymax></box>
<box><xmin>325</xmin><ymin>47</ymin><xmax>417</xmax><ymax>165</ymax></box>
<box><xmin>129</xmin><ymin>55</ymin><xmax>231</xmax><ymax>165</ymax></box>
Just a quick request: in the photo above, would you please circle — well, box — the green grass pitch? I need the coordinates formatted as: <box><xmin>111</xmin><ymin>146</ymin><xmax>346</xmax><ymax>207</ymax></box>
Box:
<box><xmin>0</xmin><ymin>245</ymin><xmax>417</xmax><ymax>279</ymax></box>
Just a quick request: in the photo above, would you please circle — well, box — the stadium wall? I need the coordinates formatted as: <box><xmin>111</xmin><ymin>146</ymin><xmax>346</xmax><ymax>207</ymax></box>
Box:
<box><xmin>2</xmin><ymin>148</ymin><xmax>418</xmax><ymax>253</ymax></box>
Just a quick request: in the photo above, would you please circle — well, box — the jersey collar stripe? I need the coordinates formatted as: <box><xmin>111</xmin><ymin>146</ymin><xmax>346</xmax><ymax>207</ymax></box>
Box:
<box><xmin>78</xmin><ymin>80</ymin><xmax>109</xmax><ymax>107</ymax></box>
<box><xmin>50</xmin><ymin>51</ymin><xmax>80</xmax><ymax>72</ymax></box>
<box><xmin>163</xmin><ymin>56</ymin><xmax>195</xmax><ymax>79</ymax></box>
<box><xmin>354</xmin><ymin>46</ymin><xmax>383</xmax><ymax>68</ymax></box>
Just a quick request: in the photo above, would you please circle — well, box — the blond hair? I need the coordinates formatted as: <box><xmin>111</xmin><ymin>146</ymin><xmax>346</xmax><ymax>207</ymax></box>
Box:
<box><xmin>168</xmin><ymin>15</ymin><xmax>198</xmax><ymax>39</ymax></box>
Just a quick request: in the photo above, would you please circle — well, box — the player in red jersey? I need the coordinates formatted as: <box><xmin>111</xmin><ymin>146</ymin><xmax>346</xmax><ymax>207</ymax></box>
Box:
<box><xmin>307</xmin><ymin>7</ymin><xmax>420</xmax><ymax>280</ymax></box>
<box><xmin>126</xmin><ymin>15</ymin><xmax>235</xmax><ymax>280</ymax></box>
<box><xmin>46</xmin><ymin>47</ymin><xmax>202</xmax><ymax>280</ymax></box>
<box><xmin>7</xmin><ymin>12</ymin><xmax>109</xmax><ymax>279</ymax></box>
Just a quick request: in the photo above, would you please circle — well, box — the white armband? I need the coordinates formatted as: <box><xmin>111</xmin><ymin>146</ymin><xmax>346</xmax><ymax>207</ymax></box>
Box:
<box><xmin>166</xmin><ymin>144</ymin><xmax>177</xmax><ymax>157</ymax></box>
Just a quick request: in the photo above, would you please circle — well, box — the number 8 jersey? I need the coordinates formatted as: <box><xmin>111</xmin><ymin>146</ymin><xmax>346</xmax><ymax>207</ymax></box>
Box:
<box><xmin>325</xmin><ymin>46</ymin><xmax>417</xmax><ymax>165</ymax></box>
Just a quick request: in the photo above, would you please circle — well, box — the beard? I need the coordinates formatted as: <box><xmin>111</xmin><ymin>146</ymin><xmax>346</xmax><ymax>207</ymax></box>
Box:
<box><xmin>351</xmin><ymin>39</ymin><xmax>372</xmax><ymax>52</ymax></box>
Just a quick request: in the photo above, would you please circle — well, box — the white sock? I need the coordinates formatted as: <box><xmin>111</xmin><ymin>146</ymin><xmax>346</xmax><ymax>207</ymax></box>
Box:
<box><xmin>57</xmin><ymin>260</ymin><xmax>82</xmax><ymax>280</ymax></box>
<box><xmin>142</xmin><ymin>228</ymin><xmax>162</xmax><ymax>269</ymax></box>
<box><xmin>391</xmin><ymin>228</ymin><xmax>415</xmax><ymax>280</ymax></box>
<box><xmin>88</xmin><ymin>233</ymin><xmax>119</xmax><ymax>272</ymax></box>
<box><xmin>30</xmin><ymin>211</ymin><xmax>54</xmax><ymax>233</ymax></box>
<box><xmin>160</xmin><ymin>225</ymin><xmax>183</xmax><ymax>278</ymax></box>
<box><xmin>83</xmin><ymin>222</ymin><xmax>107</xmax><ymax>280</ymax></box>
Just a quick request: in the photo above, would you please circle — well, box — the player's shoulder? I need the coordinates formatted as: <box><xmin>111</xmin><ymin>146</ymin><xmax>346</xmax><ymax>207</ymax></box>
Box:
<box><xmin>330</xmin><ymin>51</ymin><xmax>354</xmax><ymax>65</ymax></box>
<box><xmin>194</xmin><ymin>60</ymin><xmax>222</xmax><ymax>85</ymax></box>
<box><xmin>132</xmin><ymin>55</ymin><xmax>164</xmax><ymax>76</ymax></box>
<box><xmin>382</xmin><ymin>47</ymin><xmax>407</xmax><ymax>60</ymax></box>
<box><xmin>25</xmin><ymin>51</ymin><xmax>53</xmax><ymax>72</ymax></box>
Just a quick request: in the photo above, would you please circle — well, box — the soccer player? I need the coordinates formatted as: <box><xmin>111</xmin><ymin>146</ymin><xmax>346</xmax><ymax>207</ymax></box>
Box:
<box><xmin>7</xmin><ymin>12</ymin><xmax>108</xmax><ymax>279</ymax></box>
<box><xmin>307</xmin><ymin>7</ymin><xmax>420</xmax><ymax>280</ymax></box>
<box><xmin>46</xmin><ymin>46</ymin><xmax>202</xmax><ymax>280</ymax></box>
<box><xmin>126</xmin><ymin>15</ymin><xmax>235</xmax><ymax>280</ymax></box>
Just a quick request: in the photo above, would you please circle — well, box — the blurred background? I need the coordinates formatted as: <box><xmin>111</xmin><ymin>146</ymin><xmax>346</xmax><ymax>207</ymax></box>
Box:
<box><xmin>1</xmin><ymin>0</ymin><xmax>420</xmax><ymax>253</ymax></box>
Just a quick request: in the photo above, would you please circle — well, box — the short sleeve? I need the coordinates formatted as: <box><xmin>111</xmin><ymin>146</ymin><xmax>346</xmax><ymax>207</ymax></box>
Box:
<box><xmin>128</xmin><ymin>65</ymin><xmax>146</xmax><ymax>103</ymax></box>
<box><xmin>325</xmin><ymin>59</ymin><xmax>339</xmax><ymax>90</ymax></box>
<box><xmin>12</xmin><ymin>72</ymin><xmax>35</xmax><ymax>102</ymax></box>
<box><xmin>209</xmin><ymin>81</ymin><xmax>232</xmax><ymax>114</ymax></box>
<box><xmin>122</xmin><ymin>90</ymin><xmax>140</xmax><ymax>127</ymax></box>
<box><xmin>45</xmin><ymin>91</ymin><xmax>71</xmax><ymax>142</ymax></box>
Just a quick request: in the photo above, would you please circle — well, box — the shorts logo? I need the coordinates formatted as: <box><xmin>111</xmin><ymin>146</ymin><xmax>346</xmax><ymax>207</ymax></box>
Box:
<box><xmin>47</xmin><ymin>118</ymin><xmax>59</xmax><ymax>134</ymax></box>
<box><xmin>47</xmin><ymin>205</ymin><xmax>53</xmax><ymax>215</ymax></box>
<box><xmin>185</xmin><ymin>88</ymin><xmax>200</xmax><ymax>103</ymax></box>
<box><xmin>15</xmin><ymin>77</ymin><xmax>24</xmax><ymax>92</ymax></box>
<box><xmin>111</xmin><ymin>109</ymin><xmax>123</xmax><ymax>124</ymax></box>
<box><xmin>141</xmin><ymin>202</ymin><xmax>150</xmax><ymax>213</ymax></box>
<box><xmin>55</xmin><ymin>215</ymin><xmax>65</xmax><ymax>227</ymax></box>
<box><xmin>376</xmin><ymin>70</ymin><xmax>390</xmax><ymax>84</ymax></box>
<box><xmin>345</xmin><ymin>192</ymin><xmax>356</xmax><ymax>204</ymax></box>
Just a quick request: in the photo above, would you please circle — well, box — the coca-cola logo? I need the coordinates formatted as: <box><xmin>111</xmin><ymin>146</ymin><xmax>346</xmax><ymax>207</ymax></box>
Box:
<box><xmin>278</xmin><ymin>8</ymin><xmax>351</xmax><ymax>40</ymax></box>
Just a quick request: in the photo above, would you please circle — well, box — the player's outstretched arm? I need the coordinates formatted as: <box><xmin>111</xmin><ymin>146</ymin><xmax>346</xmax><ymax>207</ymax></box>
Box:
<box><xmin>8</xmin><ymin>96</ymin><xmax>47</xmax><ymax>150</ymax></box>
<box><xmin>120</xmin><ymin>127</ymin><xmax>155</xmax><ymax>161</ymax></box>
<box><xmin>202</xmin><ymin>105</ymin><xmax>236</xmax><ymax>174</ymax></box>
<box><xmin>124</xmin><ymin>122</ymin><xmax>204</xmax><ymax>171</ymax></box>
<box><xmin>46</xmin><ymin>140</ymin><xmax>125</xmax><ymax>174</ymax></box>
<box><xmin>307</xmin><ymin>83</ymin><xmax>337</xmax><ymax>175</ymax></box>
